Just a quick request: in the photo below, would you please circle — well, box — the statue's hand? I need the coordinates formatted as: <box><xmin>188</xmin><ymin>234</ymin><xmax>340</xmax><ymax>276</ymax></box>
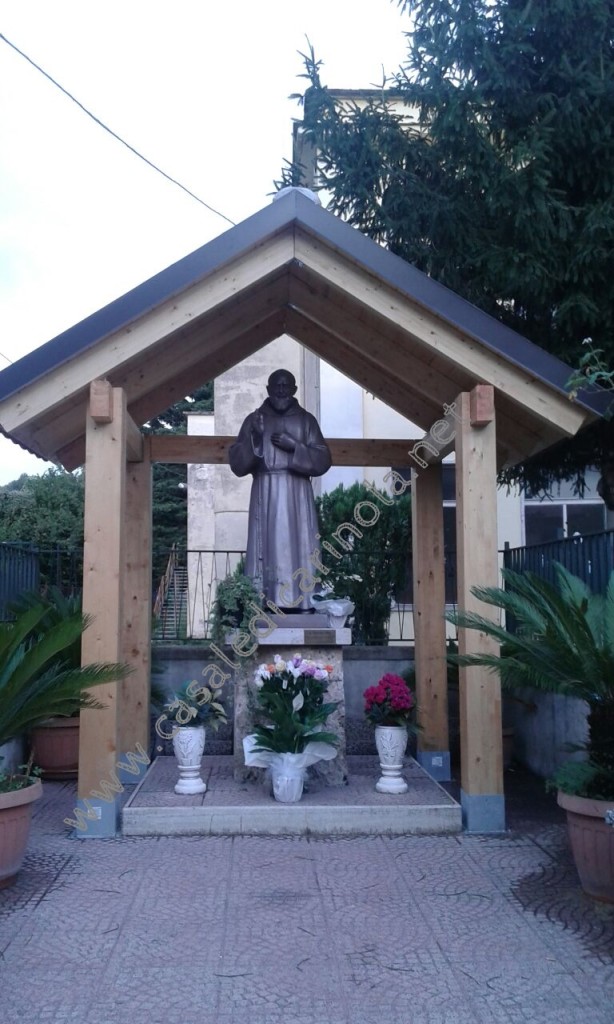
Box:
<box><xmin>271</xmin><ymin>431</ymin><xmax>296</xmax><ymax>453</ymax></box>
<box><xmin>252</xmin><ymin>412</ymin><xmax>265</xmax><ymax>441</ymax></box>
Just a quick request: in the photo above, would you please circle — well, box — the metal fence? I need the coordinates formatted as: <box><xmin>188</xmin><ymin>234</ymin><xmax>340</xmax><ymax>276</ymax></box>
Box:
<box><xmin>0</xmin><ymin>542</ymin><xmax>83</xmax><ymax>620</ymax></box>
<box><xmin>0</xmin><ymin>543</ymin><xmax>39</xmax><ymax>620</ymax></box>
<box><xmin>502</xmin><ymin>530</ymin><xmax>614</xmax><ymax>594</ymax></box>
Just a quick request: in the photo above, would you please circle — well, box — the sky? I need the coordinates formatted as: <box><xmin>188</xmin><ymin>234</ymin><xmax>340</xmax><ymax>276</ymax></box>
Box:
<box><xmin>0</xmin><ymin>0</ymin><xmax>408</xmax><ymax>485</ymax></box>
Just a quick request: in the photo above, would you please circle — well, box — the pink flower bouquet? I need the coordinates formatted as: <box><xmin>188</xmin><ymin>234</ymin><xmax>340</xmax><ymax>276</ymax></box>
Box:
<box><xmin>363</xmin><ymin>673</ymin><xmax>417</xmax><ymax>729</ymax></box>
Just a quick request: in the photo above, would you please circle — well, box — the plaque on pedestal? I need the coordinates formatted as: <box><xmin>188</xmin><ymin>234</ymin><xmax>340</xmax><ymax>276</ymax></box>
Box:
<box><xmin>253</xmin><ymin>613</ymin><xmax>353</xmax><ymax>648</ymax></box>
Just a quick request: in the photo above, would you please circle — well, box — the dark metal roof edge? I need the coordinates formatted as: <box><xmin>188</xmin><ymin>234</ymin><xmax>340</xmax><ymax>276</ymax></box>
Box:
<box><xmin>0</xmin><ymin>192</ymin><xmax>308</xmax><ymax>404</ymax></box>
<box><xmin>0</xmin><ymin>188</ymin><xmax>608</xmax><ymax>421</ymax></box>
<box><xmin>290</xmin><ymin>198</ymin><xmax>611</xmax><ymax>419</ymax></box>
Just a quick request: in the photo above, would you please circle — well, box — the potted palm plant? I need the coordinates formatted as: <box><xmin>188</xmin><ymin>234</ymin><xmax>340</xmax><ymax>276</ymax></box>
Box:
<box><xmin>448</xmin><ymin>563</ymin><xmax>614</xmax><ymax>902</ymax></box>
<box><xmin>0</xmin><ymin>594</ymin><xmax>127</xmax><ymax>888</ymax></box>
<box><xmin>11</xmin><ymin>589</ymin><xmax>85</xmax><ymax>778</ymax></box>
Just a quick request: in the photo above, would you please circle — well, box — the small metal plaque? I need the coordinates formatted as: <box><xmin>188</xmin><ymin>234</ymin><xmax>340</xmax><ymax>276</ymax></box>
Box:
<box><xmin>304</xmin><ymin>629</ymin><xmax>336</xmax><ymax>645</ymax></box>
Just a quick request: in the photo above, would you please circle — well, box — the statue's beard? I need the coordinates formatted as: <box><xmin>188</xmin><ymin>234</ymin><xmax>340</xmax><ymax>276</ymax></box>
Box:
<box><xmin>268</xmin><ymin>395</ymin><xmax>294</xmax><ymax>414</ymax></box>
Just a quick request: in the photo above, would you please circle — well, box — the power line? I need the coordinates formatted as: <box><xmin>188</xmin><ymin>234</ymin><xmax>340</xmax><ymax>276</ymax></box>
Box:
<box><xmin>0</xmin><ymin>33</ymin><xmax>236</xmax><ymax>227</ymax></box>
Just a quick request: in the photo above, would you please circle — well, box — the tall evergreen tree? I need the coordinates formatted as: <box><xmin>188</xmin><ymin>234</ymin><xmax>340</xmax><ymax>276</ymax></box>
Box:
<box><xmin>283</xmin><ymin>1</ymin><xmax>614</xmax><ymax>490</ymax></box>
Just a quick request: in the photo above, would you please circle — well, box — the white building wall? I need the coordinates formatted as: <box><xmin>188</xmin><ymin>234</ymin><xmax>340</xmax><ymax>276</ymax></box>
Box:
<box><xmin>187</xmin><ymin>413</ymin><xmax>216</xmax><ymax>637</ymax></box>
<box><xmin>319</xmin><ymin>361</ymin><xmax>363</xmax><ymax>492</ymax></box>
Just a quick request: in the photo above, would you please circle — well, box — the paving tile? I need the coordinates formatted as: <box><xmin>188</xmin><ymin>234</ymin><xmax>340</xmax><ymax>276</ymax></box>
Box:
<box><xmin>94</xmin><ymin>963</ymin><xmax>220</xmax><ymax>1019</ymax></box>
<box><xmin>1</xmin><ymin>965</ymin><xmax>106</xmax><ymax>1024</ymax></box>
<box><xmin>0</xmin><ymin>772</ymin><xmax>612</xmax><ymax>1024</ymax></box>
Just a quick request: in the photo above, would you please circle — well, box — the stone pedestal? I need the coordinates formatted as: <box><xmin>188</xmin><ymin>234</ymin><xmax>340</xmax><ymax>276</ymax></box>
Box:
<box><xmin>233</xmin><ymin>645</ymin><xmax>349</xmax><ymax>787</ymax></box>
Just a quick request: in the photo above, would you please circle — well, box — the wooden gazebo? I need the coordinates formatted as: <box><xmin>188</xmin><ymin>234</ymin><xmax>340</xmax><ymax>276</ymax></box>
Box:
<box><xmin>0</xmin><ymin>189</ymin><xmax>606</xmax><ymax>834</ymax></box>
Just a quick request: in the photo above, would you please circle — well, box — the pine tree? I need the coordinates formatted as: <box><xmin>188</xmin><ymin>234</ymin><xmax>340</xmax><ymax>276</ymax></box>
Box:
<box><xmin>283</xmin><ymin>1</ymin><xmax>614</xmax><ymax>489</ymax></box>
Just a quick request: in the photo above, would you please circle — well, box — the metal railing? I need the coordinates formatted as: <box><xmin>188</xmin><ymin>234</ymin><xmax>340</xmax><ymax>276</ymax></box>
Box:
<box><xmin>503</xmin><ymin>530</ymin><xmax>614</xmax><ymax>594</ymax></box>
<box><xmin>152</xmin><ymin>548</ymin><xmax>419</xmax><ymax>644</ymax></box>
<box><xmin>152</xmin><ymin>549</ymin><xmax>245</xmax><ymax>641</ymax></box>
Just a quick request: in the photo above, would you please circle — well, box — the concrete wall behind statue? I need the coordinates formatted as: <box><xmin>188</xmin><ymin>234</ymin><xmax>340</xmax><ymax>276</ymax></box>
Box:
<box><xmin>152</xmin><ymin>645</ymin><xmax>415</xmax><ymax>757</ymax></box>
<box><xmin>509</xmin><ymin>690</ymin><xmax>589</xmax><ymax>779</ymax></box>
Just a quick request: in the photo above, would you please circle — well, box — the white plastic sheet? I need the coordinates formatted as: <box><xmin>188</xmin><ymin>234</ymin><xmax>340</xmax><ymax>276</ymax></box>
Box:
<box><xmin>309</xmin><ymin>596</ymin><xmax>355</xmax><ymax>619</ymax></box>
<box><xmin>243</xmin><ymin>734</ymin><xmax>338</xmax><ymax>770</ymax></box>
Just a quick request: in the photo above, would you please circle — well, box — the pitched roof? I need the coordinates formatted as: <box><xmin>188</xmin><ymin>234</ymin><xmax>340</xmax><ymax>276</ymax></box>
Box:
<box><xmin>0</xmin><ymin>188</ymin><xmax>607</xmax><ymax>470</ymax></box>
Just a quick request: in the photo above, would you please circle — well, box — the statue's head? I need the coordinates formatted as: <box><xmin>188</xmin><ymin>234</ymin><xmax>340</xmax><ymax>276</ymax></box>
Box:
<box><xmin>266</xmin><ymin>369</ymin><xmax>297</xmax><ymax>413</ymax></box>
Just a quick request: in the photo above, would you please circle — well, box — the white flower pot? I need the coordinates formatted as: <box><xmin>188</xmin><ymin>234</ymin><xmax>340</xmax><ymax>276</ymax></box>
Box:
<box><xmin>172</xmin><ymin>725</ymin><xmax>207</xmax><ymax>795</ymax></box>
<box><xmin>374</xmin><ymin>725</ymin><xmax>408</xmax><ymax>794</ymax></box>
<box><xmin>270</xmin><ymin>754</ymin><xmax>305</xmax><ymax>803</ymax></box>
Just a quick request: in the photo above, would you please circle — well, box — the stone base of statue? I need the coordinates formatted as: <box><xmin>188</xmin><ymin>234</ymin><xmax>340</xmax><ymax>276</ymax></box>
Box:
<box><xmin>233</xmin><ymin>644</ymin><xmax>349</xmax><ymax>788</ymax></box>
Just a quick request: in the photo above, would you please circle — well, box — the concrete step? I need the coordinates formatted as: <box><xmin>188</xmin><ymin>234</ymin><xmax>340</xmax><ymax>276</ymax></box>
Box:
<box><xmin>122</xmin><ymin>754</ymin><xmax>462</xmax><ymax>837</ymax></box>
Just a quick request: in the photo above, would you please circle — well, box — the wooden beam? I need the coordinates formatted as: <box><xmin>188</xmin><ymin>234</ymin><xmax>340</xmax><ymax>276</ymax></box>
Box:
<box><xmin>294</xmin><ymin>228</ymin><xmax>589</xmax><ymax>437</ymax></box>
<box><xmin>78</xmin><ymin>385</ymin><xmax>127</xmax><ymax>836</ymax></box>
<box><xmin>111</xmin><ymin>273</ymin><xmax>291</xmax><ymax>407</ymax></box>
<box><xmin>27</xmin><ymin>279</ymin><xmax>290</xmax><ymax>467</ymax></box>
<box><xmin>286</xmin><ymin>307</ymin><xmax>444</xmax><ymax>429</ymax></box>
<box><xmin>290</xmin><ymin>269</ymin><xmax>474</xmax><ymax>412</ymax></box>
<box><xmin>149</xmin><ymin>434</ymin><xmax>232</xmax><ymax>464</ymax></box>
<box><xmin>329</xmin><ymin>438</ymin><xmax>421</xmax><ymax>467</ymax></box>
<box><xmin>127</xmin><ymin>310</ymin><xmax>287</xmax><ymax>431</ymax></box>
<box><xmin>412</xmin><ymin>464</ymin><xmax>450</xmax><ymax>779</ymax></box>
<box><xmin>288</xmin><ymin>274</ymin><xmax>545</xmax><ymax>463</ymax></box>
<box><xmin>119</xmin><ymin>453</ymin><xmax>152</xmax><ymax>772</ymax></box>
<box><xmin>0</xmin><ymin>231</ymin><xmax>296</xmax><ymax>435</ymax></box>
<box><xmin>147</xmin><ymin>433</ymin><xmax>423</xmax><ymax>466</ymax></box>
<box><xmin>455</xmin><ymin>386</ymin><xmax>505</xmax><ymax>832</ymax></box>
<box><xmin>54</xmin><ymin>311</ymin><xmax>288</xmax><ymax>471</ymax></box>
<box><xmin>406</xmin><ymin>408</ymin><xmax>459</xmax><ymax>467</ymax></box>
<box><xmin>125</xmin><ymin>412</ymin><xmax>144</xmax><ymax>463</ymax></box>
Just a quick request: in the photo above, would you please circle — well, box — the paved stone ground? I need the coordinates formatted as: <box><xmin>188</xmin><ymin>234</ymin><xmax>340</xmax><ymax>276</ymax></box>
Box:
<box><xmin>1</xmin><ymin>766</ymin><xmax>613</xmax><ymax>1024</ymax></box>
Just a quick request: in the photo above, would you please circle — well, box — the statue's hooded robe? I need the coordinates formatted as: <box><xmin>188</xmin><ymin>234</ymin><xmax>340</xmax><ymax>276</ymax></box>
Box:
<box><xmin>229</xmin><ymin>396</ymin><xmax>332</xmax><ymax>610</ymax></box>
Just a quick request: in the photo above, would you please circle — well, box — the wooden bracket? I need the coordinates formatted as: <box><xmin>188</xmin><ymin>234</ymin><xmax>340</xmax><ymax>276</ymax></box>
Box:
<box><xmin>470</xmin><ymin>385</ymin><xmax>495</xmax><ymax>427</ymax></box>
<box><xmin>89</xmin><ymin>379</ymin><xmax>113</xmax><ymax>423</ymax></box>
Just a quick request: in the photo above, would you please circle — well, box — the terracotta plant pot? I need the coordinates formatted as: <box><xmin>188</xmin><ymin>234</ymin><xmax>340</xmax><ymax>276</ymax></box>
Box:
<box><xmin>31</xmin><ymin>717</ymin><xmax>80</xmax><ymax>778</ymax></box>
<box><xmin>557</xmin><ymin>790</ymin><xmax>614</xmax><ymax>903</ymax></box>
<box><xmin>0</xmin><ymin>778</ymin><xmax>43</xmax><ymax>888</ymax></box>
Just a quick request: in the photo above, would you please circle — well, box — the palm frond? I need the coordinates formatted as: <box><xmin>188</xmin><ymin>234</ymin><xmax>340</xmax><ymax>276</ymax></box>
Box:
<box><xmin>0</xmin><ymin>596</ymin><xmax>129</xmax><ymax>746</ymax></box>
<box><xmin>449</xmin><ymin>564</ymin><xmax>614</xmax><ymax>796</ymax></box>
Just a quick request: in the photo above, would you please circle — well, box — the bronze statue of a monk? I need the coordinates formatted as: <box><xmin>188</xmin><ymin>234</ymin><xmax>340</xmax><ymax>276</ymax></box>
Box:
<box><xmin>228</xmin><ymin>369</ymin><xmax>332</xmax><ymax>610</ymax></box>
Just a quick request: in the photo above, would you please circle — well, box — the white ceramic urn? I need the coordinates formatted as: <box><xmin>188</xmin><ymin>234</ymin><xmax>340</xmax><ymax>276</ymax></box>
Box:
<box><xmin>374</xmin><ymin>725</ymin><xmax>408</xmax><ymax>794</ymax></box>
<box><xmin>172</xmin><ymin>725</ymin><xmax>207</xmax><ymax>795</ymax></box>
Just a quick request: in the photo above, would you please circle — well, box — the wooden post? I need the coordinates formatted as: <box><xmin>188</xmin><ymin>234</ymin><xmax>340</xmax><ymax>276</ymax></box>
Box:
<box><xmin>455</xmin><ymin>387</ymin><xmax>505</xmax><ymax>832</ymax></box>
<box><xmin>411</xmin><ymin>463</ymin><xmax>450</xmax><ymax>780</ymax></box>
<box><xmin>77</xmin><ymin>382</ymin><xmax>127</xmax><ymax>836</ymax></box>
<box><xmin>118</xmin><ymin>437</ymin><xmax>152</xmax><ymax>782</ymax></box>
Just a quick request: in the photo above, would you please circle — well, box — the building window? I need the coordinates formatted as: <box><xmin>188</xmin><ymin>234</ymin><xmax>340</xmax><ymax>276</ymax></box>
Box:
<box><xmin>523</xmin><ymin>469</ymin><xmax>606</xmax><ymax>546</ymax></box>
